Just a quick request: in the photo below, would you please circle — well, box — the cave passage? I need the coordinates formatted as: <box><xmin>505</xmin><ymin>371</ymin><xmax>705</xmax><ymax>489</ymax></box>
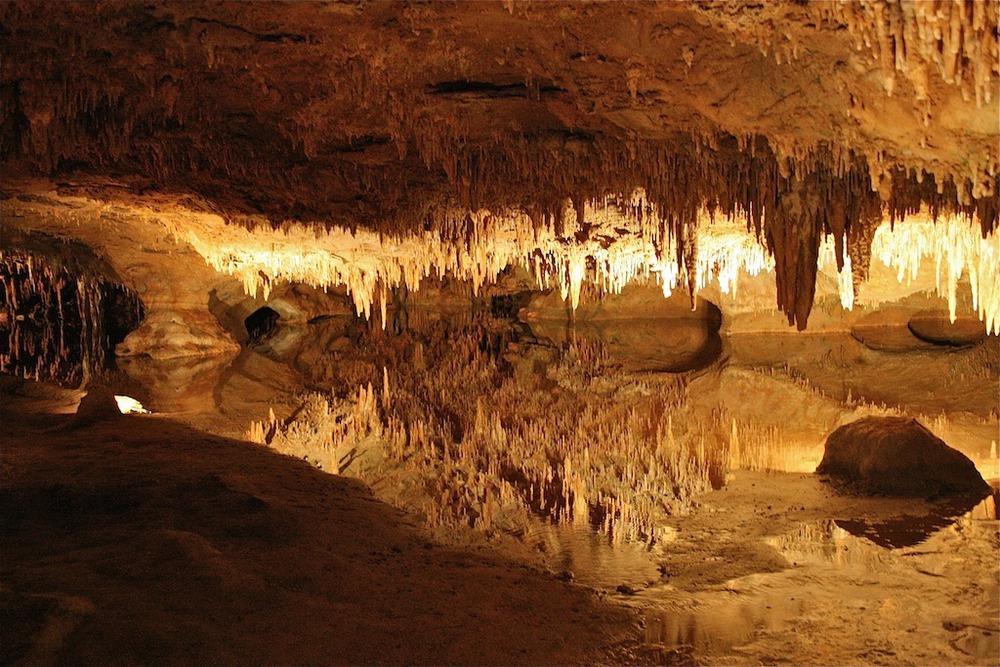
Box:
<box><xmin>244</xmin><ymin>306</ymin><xmax>280</xmax><ymax>344</ymax></box>
<box><xmin>1</xmin><ymin>2</ymin><xmax>998</xmax><ymax>666</ymax></box>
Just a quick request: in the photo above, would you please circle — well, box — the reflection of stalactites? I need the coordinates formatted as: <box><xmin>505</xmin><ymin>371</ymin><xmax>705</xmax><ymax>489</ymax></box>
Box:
<box><xmin>0</xmin><ymin>252</ymin><xmax>143</xmax><ymax>386</ymax></box>
<box><xmin>765</xmin><ymin>520</ymin><xmax>891</xmax><ymax>570</ymax></box>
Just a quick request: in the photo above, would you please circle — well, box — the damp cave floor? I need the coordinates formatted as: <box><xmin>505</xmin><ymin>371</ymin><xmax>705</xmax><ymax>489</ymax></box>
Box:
<box><xmin>3</xmin><ymin>376</ymin><xmax>998</xmax><ymax>667</ymax></box>
<box><xmin>0</xmin><ymin>380</ymin><xmax>641</xmax><ymax>666</ymax></box>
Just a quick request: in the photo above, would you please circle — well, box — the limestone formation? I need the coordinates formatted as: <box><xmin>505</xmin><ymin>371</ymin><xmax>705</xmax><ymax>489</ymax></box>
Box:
<box><xmin>908</xmin><ymin>310</ymin><xmax>988</xmax><ymax>347</ymax></box>
<box><xmin>817</xmin><ymin>416</ymin><xmax>990</xmax><ymax>496</ymax></box>
<box><xmin>71</xmin><ymin>385</ymin><xmax>122</xmax><ymax>427</ymax></box>
<box><xmin>2</xmin><ymin>1</ymin><xmax>998</xmax><ymax>330</ymax></box>
<box><xmin>2</xmin><ymin>4</ymin><xmax>1000</xmax><ymax>666</ymax></box>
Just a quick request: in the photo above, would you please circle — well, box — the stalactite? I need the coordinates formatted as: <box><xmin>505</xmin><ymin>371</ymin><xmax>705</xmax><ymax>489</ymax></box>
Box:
<box><xmin>0</xmin><ymin>251</ymin><xmax>144</xmax><ymax>386</ymax></box>
<box><xmin>868</xmin><ymin>214</ymin><xmax>1000</xmax><ymax>334</ymax></box>
<box><xmin>174</xmin><ymin>185</ymin><xmax>995</xmax><ymax>332</ymax></box>
<box><xmin>2</xmin><ymin>3</ymin><xmax>996</xmax><ymax>331</ymax></box>
<box><xmin>817</xmin><ymin>0</ymin><xmax>999</xmax><ymax>109</ymax></box>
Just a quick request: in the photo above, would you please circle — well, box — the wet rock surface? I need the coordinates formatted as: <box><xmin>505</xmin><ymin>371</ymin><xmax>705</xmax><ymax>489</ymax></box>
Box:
<box><xmin>908</xmin><ymin>310</ymin><xmax>989</xmax><ymax>347</ymax></box>
<box><xmin>817</xmin><ymin>417</ymin><xmax>991</xmax><ymax>497</ymax></box>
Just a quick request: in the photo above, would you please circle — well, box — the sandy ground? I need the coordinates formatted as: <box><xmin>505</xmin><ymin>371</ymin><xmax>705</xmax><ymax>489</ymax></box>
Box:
<box><xmin>0</xmin><ymin>380</ymin><xmax>641</xmax><ymax>666</ymax></box>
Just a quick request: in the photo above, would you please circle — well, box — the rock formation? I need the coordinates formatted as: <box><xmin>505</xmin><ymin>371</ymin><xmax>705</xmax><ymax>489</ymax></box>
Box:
<box><xmin>71</xmin><ymin>384</ymin><xmax>122</xmax><ymax>427</ymax></box>
<box><xmin>908</xmin><ymin>309</ymin><xmax>988</xmax><ymax>346</ymax></box>
<box><xmin>817</xmin><ymin>416</ymin><xmax>991</xmax><ymax>496</ymax></box>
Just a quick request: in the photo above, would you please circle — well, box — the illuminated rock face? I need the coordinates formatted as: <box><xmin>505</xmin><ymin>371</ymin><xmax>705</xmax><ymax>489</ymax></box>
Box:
<box><xmin>817</xmin><ymin>417</ymin><xmax>990</xmax><ymax>497</ymax></box>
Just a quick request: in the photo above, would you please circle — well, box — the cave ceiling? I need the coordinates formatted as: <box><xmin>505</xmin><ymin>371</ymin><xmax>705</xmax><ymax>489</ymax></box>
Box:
<box><xmin>1</xmin><ymin>1</ymin><xmax>998</xmax><ymax>328</ymax></box>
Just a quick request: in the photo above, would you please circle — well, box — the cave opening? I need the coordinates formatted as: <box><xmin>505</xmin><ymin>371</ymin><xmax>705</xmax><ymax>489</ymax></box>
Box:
<box><xmin>244</xmin><ymin>305</ymin><xmax>280</xmax><ymax>344</ymax></box>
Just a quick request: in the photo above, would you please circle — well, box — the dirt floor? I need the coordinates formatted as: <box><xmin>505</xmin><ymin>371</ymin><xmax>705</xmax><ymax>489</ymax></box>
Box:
<box><xmin>0</xmin><ymin>379</ymin><xmax>641</xmax><ymax>666</ymax></box>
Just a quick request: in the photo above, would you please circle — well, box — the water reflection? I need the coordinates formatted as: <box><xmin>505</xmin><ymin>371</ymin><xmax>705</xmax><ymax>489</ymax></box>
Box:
<box><xmin>766</xmin><ymin>493</ymin><xmax>996</xmax><ymax>567</ymax></box>
<box><xmin>117</xmin><ymin>351</ymin><xmax>237</xmax><ymax>413</ymax></box>
<box><xmin>527</xmin><ymin>317</ymin><xmax>723</xmax><ymax>373</ymax></box>
<box><xmin>1</xmin><ymin>248</ymin><xmax>144</xmax><ymax>387</ymax></box>
<box><xmin>527</xmin><ymin>520</ymin><xmax>663</xmax><ymax>590</ymax></box>
<box><xmin>643</xmin><ymin>592</ymin><xmax>804</xmax><ymax>652</ymax></box>
<box><xmin>766</xmin><ymin>519</ymin><xmax>893</xmax><ymax>570</ymax></box>
<box><xmin>834</xmin><ymin>492</ymin><xmax>994</xmax><ymax>549</ymax></box>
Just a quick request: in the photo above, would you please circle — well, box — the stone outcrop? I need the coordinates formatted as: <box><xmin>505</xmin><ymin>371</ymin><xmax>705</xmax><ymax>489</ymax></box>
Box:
<box><xmin>817</xmin><ymin>417</ymin><xmax>990</xmax><ymax>497</ymax></box>
<box><xmin>71</xmin><ymin>385</ymin><xmax>121</xmax><ymax>427</ymax></box>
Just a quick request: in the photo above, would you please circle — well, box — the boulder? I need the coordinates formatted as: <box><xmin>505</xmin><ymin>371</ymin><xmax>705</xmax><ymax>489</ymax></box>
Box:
<box><xmin>817</xmin><ymin>417</ymin><xmax>989</xmax><ymax>497</ymax></box>
<box><xmin>72</xmin><ymin>385</ymin><xmax>122</xmax><ymax>426</ymax></box>
<box><xmin>526</xmin><ymin>317</ymin><xmax>722</xmax><ymax>373</ymax></box>
<box><xmin>520</xmin><ymin>284</ymin><xmax>724</xmax><ymax>372</ymax></box>
<box><xmin>908</xmin><ymin>310</ymin><xmax>987</xmax><ymax>347</ymax></box>
<box><xmin>519</xmin><ymin>283</ymin><xmax>718</xmax><ymax>323</ymax></box>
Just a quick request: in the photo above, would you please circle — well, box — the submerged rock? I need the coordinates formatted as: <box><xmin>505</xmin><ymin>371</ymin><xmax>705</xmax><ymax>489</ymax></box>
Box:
<box><xmin>816</xmin><ymin>417</ymin><xmax>989</xmax><ymax>497</ymax></box>
<box><xmin>908</xmin><ymin>310</ymin><xmax>987</xmax><ymax>347</ymax></box>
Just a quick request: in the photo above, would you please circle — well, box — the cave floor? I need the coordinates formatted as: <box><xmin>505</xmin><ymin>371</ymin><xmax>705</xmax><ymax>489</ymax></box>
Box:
<box><xmin>0</xmin><ymin>382</ymin><xmax>639</xmax><ymax>666</ymax></box>
<box><xmin>3</xmin><ymin>324</ymin><xmax>999</xmax><ymax>666</ymax></box>
<box><xmin>4</xmin><ymin>371</ymin><xmax>999</xmax><ymax>666</ymax></box>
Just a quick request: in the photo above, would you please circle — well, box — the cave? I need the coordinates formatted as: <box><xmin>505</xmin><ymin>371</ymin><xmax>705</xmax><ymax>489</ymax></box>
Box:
<box><xmin>244</xmin><ymin>306</ymin><xmax>280</xmax><ymax>344</ymax></box>
<box><xmin>0</xmin><ymin>241</ymin><xmax>145</xmax><ymax>387</ymax></box>
<box><xmin>1</xmin><ymin>2</ymin><xmax>998</xmax><ymax>665</ymax></box>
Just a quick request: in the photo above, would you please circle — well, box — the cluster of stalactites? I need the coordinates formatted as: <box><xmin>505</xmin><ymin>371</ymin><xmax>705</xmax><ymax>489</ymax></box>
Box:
<box><xmin>869</xmin><ymin>214</ymin><xmax>1000</xmax><ymax>334</ymax></box>
<box><xmin>178</xmin><ymin>194</ymin><xmax>999</xmax><ymax>334</ymax></box>
<box><xmin>819</xmin><ymin>0</ymin><xmax>999</xmax><ymax>108</ymax></box>
<box><xmin>183</xmin><ymin>201</ymin><xmax>779</xmax><ymax>326</ymax></box>
<box><xmin>0</xmin><ymin>252</ymin><xmax>106</xmax><ymax>384</ymax></box>
<box><xmin>399</xmin><ymin>135</ymin><xmax>994</xmax><ymax>327</ymax></box>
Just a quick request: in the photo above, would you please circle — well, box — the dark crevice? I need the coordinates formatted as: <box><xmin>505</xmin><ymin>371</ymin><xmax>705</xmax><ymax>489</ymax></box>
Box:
<box><xmin>426</xmin><ymin>80</ymin><xmax>567</xmax><ymax>98</ymax></box>
<box><xmin>245</xmin><ymin>306</ymin><xmax>280</xmax><ymax>344</ymax></box>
